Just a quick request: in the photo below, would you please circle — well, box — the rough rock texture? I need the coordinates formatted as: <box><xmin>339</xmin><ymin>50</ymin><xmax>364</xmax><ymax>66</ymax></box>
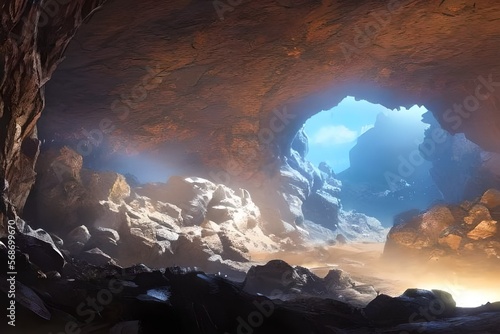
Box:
<box><xmin>385</xmin><ymin>189</ymin><xmax>500</xmax><ymax>260</ymax></box>
<box><xmin>27</xmin><ymin>146</ymin><xmax>131</xmax><ymax>233</ymax></box>
<box><xmin>36</xmin><ymin>0</ymin><xmax>500</xmax><ymax>176</ymax></box>
<box><xmin>26</xmin><ymin>147</ymin><xmax>287</xmax><ymax>273</ymax></box>
<box><xmin>0</xmin><ymin>0</ymin><xmax>107</xmax><ymax>233</ymax></box>
<box><xmin>242</xmin><ymin>259</ymin><xmax>377</xmax><ymax>307</ymax></box>
<box><xmin>266</xmin><ymin>128</ymin><xmax>387</xmax><ymax>242</ymax></box>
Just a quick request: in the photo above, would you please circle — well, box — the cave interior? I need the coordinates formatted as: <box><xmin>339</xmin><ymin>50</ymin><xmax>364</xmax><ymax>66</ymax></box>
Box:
<box><xmin>2</xmin><ymin>0</ymin><xmax>500</xmax><ymax>333</ymax></box>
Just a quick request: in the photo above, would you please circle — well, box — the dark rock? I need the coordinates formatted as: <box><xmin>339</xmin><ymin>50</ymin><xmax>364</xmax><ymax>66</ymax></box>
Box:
<box><xmin>45</xmin><ymin>271</ymin><xmax>62</xmax><ymax>280</ymax></box>
<box><xmin>78</xmin><ymin>248</ymin><xmax>115</xmax><ymax>266</ymax></box>
<box><xmin>324</xmin><ymin>269</ymin><xmax>353</xmax><ymax>290</ymax></box>
<box><xmin>364</xmin><ymin>289</ymin><xmax>456</xmax><ymax>326</ymax></box>
<box><xmin>15</xmin><ymin>220</ymin><xmax>65</xmax><ymax>272</ymax></box>
<box><xmin>91</xmin><ymin>226</ymin><xmax>120</xmax><ymax>242</ymax></box>
<box><xmin>88</xmin><ymin>226</ymin><xmax>120</xmax><ymax>256</ymax></box>
<box><xmin>481</xmin><ymin>188</ymin><xmax>500</xmax><ymax>210</ymax></box>
<box><xmin>302</xmin><ymin>190</ymin><xmax>340</xmax><ymax>229</ymax></box>
<box><xmin>49</xmin><ymin>233</ymin><xmax>64</xmax><ymax>248</ymax></box>
<box><xmin>66</xmin><ymin>225</ymin><xmax>91</xmax><ymax>245</ymax></box>
<box><xmin>65</xmin><ymin>241</ymin><xmax>87</xmax><ymax>255</ymax></box>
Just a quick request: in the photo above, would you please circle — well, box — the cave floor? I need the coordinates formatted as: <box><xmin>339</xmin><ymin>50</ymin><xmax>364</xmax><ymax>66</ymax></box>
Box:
<box><xmin>251</xmin><ymin>242</ymin><xmax>500</xmax><ymax>308</ymax></box>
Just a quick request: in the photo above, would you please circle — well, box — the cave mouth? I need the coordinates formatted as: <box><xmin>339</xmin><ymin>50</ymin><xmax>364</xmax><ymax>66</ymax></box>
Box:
<box><xmin>294</xmin><ymin>95</ymin><xmax>443</xmax><ymax>228</ymax></box>
<box><xmin>25</xmin><ymin>90</ymin><xmax>500</xmax><ymax>312</ymax></box>
<box><xmin>303</xmin><ymin>96</ymin><xmax>429</xmax><ymax>173</ymax></box>
<box><xmin>281</xmin><ymin>95</ymin><xmax>500</xmax><ymax>308</ymax></box>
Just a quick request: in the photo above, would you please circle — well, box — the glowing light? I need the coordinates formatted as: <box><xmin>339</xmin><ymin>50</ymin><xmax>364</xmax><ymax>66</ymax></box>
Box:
<box><xmin>420</xmin><ymin>282</ymin><xmax>497</xmax><ymax>308</ymax></box>
<box><xmin>451</xmin><ymin>290</ymin><xmax>493</xmax><ymax>308</ymax></box>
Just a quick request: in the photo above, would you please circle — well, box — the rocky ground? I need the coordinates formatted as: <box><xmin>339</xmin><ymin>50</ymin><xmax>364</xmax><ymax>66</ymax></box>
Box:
<box><xmin>1</xmin><ymin>240</ymin><xmax>500</xmax><ymax>333</ymax></box>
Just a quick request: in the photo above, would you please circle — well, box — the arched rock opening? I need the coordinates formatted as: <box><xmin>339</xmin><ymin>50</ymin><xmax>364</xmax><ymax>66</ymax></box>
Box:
<box><xmin>2</xmin><ymin>0</ymin><xmax>500</xmax><ymax>220</ymax></box>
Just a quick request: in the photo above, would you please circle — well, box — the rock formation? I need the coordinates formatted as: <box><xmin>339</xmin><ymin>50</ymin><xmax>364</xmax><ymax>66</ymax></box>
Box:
<box><xmin>384</xmin><ymin>188</ymin><xmax>500</xmax><ymax>261</ymax></box>
<box><xmin>0</xmin><ymin>0</ymin><xmax>107</xmax><ymax>231</ymax></box>
<box><xmin>26</xmin><ymin>146</ymin><xmax>290</xmax><ymax>274</ymax></box>
<box><xmin>24</xmin><ymin>146</ymin><xmax>385</xmax><ymax>276</ymax></box>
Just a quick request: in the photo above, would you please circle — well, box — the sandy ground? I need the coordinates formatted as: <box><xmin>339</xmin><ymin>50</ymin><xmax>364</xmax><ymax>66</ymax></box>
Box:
<box><xmin>250</xmin><ymin>242</ymin><xmax>500</xmax><ymax>307</ymax></box>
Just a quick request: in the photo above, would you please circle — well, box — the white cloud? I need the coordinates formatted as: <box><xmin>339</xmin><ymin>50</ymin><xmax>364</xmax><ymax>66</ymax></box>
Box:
<box><xmin>360</xmin><ymin>124</ymin><xmax>374</xmax><ymax>135</ymax></box>
<box><xmin>311</xmin><ymin>125</ymin><xmax>358</xmax><ymax>146</ymax></box>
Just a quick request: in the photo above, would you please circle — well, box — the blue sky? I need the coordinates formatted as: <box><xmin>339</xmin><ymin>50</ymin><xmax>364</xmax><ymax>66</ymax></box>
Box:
<box><xmin>303</xmin><ymin>96</ymin><xmax>428</xmax><ymax>173</ymax></box>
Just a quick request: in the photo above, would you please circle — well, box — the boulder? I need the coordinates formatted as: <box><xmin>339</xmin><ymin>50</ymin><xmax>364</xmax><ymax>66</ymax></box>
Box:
<box><xmin>480</xmin><ymin>188</ymin><xmax>500</xmax><ymax>210</ymax></box>
<box><xmin>94</xmin><ymin>201</ymin><xmax>126</xmax><ymax>230</ymax></box>
<box><xmin>387</xmin><ymin>205</ymin><xmax>454</xmax><ymax>252</ymax></box>
<box><xmin>161</xmin><ymin>176</ymin><xmax>216</xmax><ymax>226</ymax></box>
<box><xmin>243</xmin><ymin>260</ymin><xmax>312</xmax><ymax>297</ymax></box>
<box><xmin>324</xmin><ymin>269</ymin><xmax>354</xmax><ymax>290</ymax></box>
<box><xmin>78</xmin><ymin>248</ymin><xmax>115</xmax><ymax>266</ymax></box>
<box><xmin>83</xmin><ymin>171</ymin><xmax>131</xmax><ymax>204</ymax></box>
<box><xmin>467</xmin><ymin>220</ymin><xmax>498</xmax><ymax>240</ymax></box>
<box><xmin>420</xmin><ymin>206</ymin><xmax>455</xmax><ymax>241</ymax></box>
<box><xmin>33</xmin><ymin>148</ymin><xmax>132</xmax><ymax>233</ymax></box>
<box><xmin>88</xmin><ymin>227</ymin><xmax>120</xmax><ymax>256</ymax></box>
<box><xmin>92</xmin><ymin>226</ymin><xmax>120</xmax><ymax>242</ymax></box>
<box><xmin>302</xmin><ymin>190</ymin><xmax>340</xmax><ymax>229</ymax></box>
<box><xmin>464</xmin><ymin>204</ymin><xmax>492</xmax><ymax>226</ymax></box>
<box><xmin>155</xmin><ymin>226</ymin><xmax>179</xmax><ymax>241</ymax></box>
<box><xmin>364</xmin><ymin>289</ymin><xmax>456</xmax><ymax>326</ymax></box>
<box><xmin>15</xmin><ymin>220</ymin><xmax>65</xmax><ymax>272</ymax></box>
<box><xmin>438</xmin><ymin>233</ymin><xmax>462</xmax><ymax>251</ymax></box>
<box><xmin>66</xmin><ymin>225</ymin><xmax>91</xmax><ymax>245</ymax></box>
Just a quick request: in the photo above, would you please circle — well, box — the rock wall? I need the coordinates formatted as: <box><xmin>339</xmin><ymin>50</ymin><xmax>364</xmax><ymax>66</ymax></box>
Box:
<box><xmin>0</xmin><ymin>0</ymin><xmax>107</xmax><ymax>233</ymax></box>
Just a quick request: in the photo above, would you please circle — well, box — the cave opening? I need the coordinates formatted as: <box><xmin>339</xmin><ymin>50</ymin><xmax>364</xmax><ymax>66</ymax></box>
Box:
<box><xmin>300</xmin><ymin>96</ymin><xmax>441</xmax><ymax>227</ymax></box>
